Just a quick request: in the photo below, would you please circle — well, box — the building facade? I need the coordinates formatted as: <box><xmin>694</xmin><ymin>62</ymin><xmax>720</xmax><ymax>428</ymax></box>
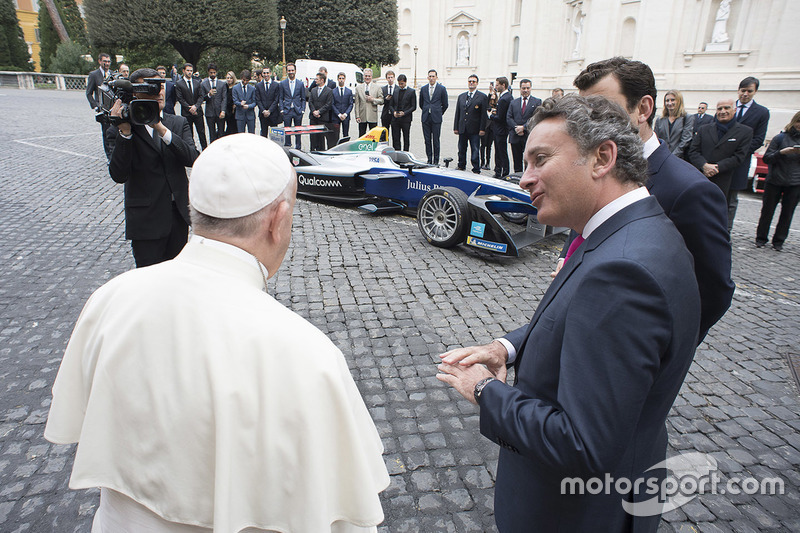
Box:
<box><xmin>14</xmin><ymin>0</ymin><xmax>41</xmax><ymax>71</ymax></box>
<box><xmin>391</xmin><ymin>0</ymin><xmax>799</xmax><ymax>137</ymax></box>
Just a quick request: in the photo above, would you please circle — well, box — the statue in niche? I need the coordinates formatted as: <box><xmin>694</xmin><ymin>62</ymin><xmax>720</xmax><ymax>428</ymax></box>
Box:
<box><xmin>711</xmin><ymin>0</ymin><xmax>732</xmax><ymax>43</ymax></box>
<box><xmin>456</xmin><ymin>34</ymin><xmax>470</xmax><ymax>66</ymax></box>
<box><xmin>572</xmin><ymin>9</ymin><xmax>585</xmax><ymax>58</ymax></box>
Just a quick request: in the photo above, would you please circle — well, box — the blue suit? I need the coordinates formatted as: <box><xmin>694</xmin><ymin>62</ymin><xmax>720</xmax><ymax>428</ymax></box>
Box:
<box><xmin>728</xmin><ymin>100</ymin><xmax>770</xmax><ymax>231</ymax></box>
<box><xmin>279</xmin><ymin>78</ymin><xmax>307</xmax><ymax>149</ymax></box>
<box><xmin>331</xmin><ymin>86</ymin><xmax>354</xmax><ymax>140</ymax></box>
<box><xmin>163</xmin><ymin>80</ymin><xmax>177</xmax><ymax>116</ymax></box>
<box><xmin>231</xmin><ymin>82</ymin><xmax>257</xmax><ymax>133</ymax></box>
<box><xmin>491</xmin><ymin>196</ymin><xmax>700</xmax><ymax>532</ymax></box>
<box><xmin>418</xmin><ymin>83</ymin><xmax>449</xmax><ymax>164</ymax></box>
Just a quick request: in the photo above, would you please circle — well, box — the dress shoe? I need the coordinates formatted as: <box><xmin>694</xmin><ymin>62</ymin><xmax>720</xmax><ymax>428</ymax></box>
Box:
<box><xmin>773</xmin><ymin>243</ymin><xmax>783</xmax><ymax>252</ymax></box>
<box><xmin>755</xmin><ymin>240</ymin><xmax>766</xmax><ymax>248</ymax></box>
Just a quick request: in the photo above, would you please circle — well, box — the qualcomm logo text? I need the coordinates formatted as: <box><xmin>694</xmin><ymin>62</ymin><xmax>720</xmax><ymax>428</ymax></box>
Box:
<box><xmin>298</xmin><ymin>174</ymin><xmax>342</xmax><ymax>188</ymax></box>
<box><xmin>560</xmin><ymin>452</ymin><xmax>784</xmax><ymax>517</ymax></box>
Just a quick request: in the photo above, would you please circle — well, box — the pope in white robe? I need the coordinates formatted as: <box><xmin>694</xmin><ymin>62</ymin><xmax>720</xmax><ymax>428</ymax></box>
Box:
<box><xmin>45</xmin><ymin>134</ymin><xmax>390</xmax><ymax>532</ymax></box>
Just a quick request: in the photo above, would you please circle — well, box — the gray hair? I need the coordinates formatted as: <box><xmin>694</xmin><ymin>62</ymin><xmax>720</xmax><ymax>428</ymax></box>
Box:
<box><xmin>190</xmin><ymin>186</ymin><xmax>293</xmax><ymax>238</ymax></box>
<box><xmin>529</xmin><ymin>94</ymin><xmax>647</xmax><ymax>186</ymax></box>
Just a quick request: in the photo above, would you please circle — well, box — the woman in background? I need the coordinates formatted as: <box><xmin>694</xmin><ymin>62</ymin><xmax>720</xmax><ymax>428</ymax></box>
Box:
<box><xmin>654</xmin><ymin>90</ymin><xmax>694</xmax><ymax>159</ymax></box>
<box><xmin>224</xmin><ymin>71</ymin><xmax>238</xmax><ymax>136</ymax></box>
<box><xmin>755</xmin><ymin>110</ymin><xmax>800</xmax><ymax>251</ymax></box>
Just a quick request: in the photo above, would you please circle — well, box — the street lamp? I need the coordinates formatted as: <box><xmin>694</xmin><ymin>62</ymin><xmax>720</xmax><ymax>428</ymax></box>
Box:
<box><xmin>413</xmin><ymin>45</ymin><xmax>419</xmax><ymax>89</ymax></box>
<box><xmin>280</xmin><ymin>16</ymin><xmax>287</xmax><ymax>79</ymax></box>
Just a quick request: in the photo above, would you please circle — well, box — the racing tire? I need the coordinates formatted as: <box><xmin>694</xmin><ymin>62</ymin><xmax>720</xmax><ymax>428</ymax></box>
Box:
<box><xmin>501</xmin><ymin>212</ymin><xmax>528</xmax><ymax>225</ymax></box>
<box><xmin>417</xmin><ymin>187</ymin><xmax>470</xmax><ymax>248</ymax></box>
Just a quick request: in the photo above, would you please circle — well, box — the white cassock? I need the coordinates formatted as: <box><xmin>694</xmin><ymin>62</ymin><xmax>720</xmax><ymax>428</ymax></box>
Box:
<box><xmin>45</xmin><ymin>237</ymin><xmax>390</xmax><ymax>533</ymax></box>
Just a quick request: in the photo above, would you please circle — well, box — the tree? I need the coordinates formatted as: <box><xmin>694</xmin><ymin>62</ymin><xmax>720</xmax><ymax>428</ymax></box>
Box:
<box><xmin>83</xmin><ymin>0</ymin><xmax>278</xmax><ymax>70</ymax></box>
<box><xmin>277</xmin><ymin>0</ymin><xmax>398</xmax><ymax>66</ymax></box>
<box><xmin>38</xmin><ymin>0</ymin><xmax>87</xmax><ymax>72</ymax></box>
<box><xmin>0</xmin><ymin>0</ymin><xmax>33</xmax><ymax>70</ymax></box>
<box><xmin>49</xmin><ymin>39</ymin><xmax>92</xmax><ymax>74</ymax></box>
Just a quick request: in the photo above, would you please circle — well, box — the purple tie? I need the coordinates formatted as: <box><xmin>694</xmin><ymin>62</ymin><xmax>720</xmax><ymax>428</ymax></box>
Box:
<box><xmin>564</xmin><ymin>235</ymin><xmax>585</xmax><ymax>263</ymax></box>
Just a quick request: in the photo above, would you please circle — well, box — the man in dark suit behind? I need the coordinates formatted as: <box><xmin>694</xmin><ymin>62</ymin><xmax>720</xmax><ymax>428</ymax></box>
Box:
<box><xmin>332</xmin><ymin>72</ymin><xmax>354</xmax><ymax>141</ymax></box>
<box><xmin>453</xmin><ymin>75</ymin><xmax>488</xmax><ymax>174</ymax></box>
<box><xmin>489</xmin><ymin>76</ymin><xmax>512</xmax><ymax>178</ymax></box>
<box><xmin>85</xmin><ymin>52</ymin><xmax>113</xmax><ymax>159</ymax></box>
<box><xmin>692</xmin><ymin>102</ymin><xmax>714</xmax><ymax>134</ymax></box>
<box><xmin>438</xmin><ymin>95</ymin><xmax>701</xmax><ymax>532</ymax></box>
<box><xmin>506</xmin><ymin>78</ymin><xmax>540</xmax><ymax>173</ymax></box>
<box><xmin>199</xmin><ymin>63</ymin><xmax>229</xmax><ymax>143</ymax></box>
<box><xmin>156</xmin><ymin>65</ymin><xmax>177</xmax><ymax>115</ymax></box>
<box><xmin>106</xmin><ymin>68</ymin><xmax>199</xmax><ymax>268</ymax></box>
<box><xmin>255</xmin><ymin>65</ymin><xmax>281</xmax><ymax>137</ymax></box>
<box><xmin>689</xmin><ymin>99</ymin><xmax>754</xmax><ymax>202</ymax></box>
<box><xmin>380</xmin><ymin>71</ymin><xmax>398</xmax><ymax>130</ymax></box>
<box><xmin>391</xmin><ymin>74</ymin><xmax>416</xmax><ymax>152</ymax></box>
<box><xmin>728</xmin><ymin>76</ymin><xmax>770</xmax><ymax>231</ymax></box>
<box><xmin>175</xmin><ymin>63</ymin><xmax>207</xmax><ymax>150</ymax></box>
<box><xmin>418</xmin><ymin>69</ymin><xmax>449</xmax><ymax>165</ymax></box>
<box><xmin>308</xmin><ymin>72</ymin><xmax>333</xmax><ymax>151</ymax></box>
<box><xmin>556</xmin><ymin>57</ymin><xmax>734</xmax><ymax>342</ymax></box>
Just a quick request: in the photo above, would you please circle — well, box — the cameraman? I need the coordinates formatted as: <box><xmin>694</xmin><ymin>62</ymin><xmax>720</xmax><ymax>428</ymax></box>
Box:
<box><xmin>107</xmin><ymin>68</ymin><xmax>199</xmax><ymax>268</ymax></box>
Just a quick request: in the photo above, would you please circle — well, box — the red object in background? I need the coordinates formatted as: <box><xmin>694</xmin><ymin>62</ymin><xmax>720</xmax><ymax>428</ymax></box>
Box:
<box><xmin>748</xmin><ymin>152</ymin><xmax>768</xmax><ymax>193</ymax></box>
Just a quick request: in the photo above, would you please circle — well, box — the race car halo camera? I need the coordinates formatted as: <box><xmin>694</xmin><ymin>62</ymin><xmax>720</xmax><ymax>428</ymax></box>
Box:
<box><xmin>95</xmin><ymin>72</ymin><xmax>165</xmax><ymax>126</ymax></box>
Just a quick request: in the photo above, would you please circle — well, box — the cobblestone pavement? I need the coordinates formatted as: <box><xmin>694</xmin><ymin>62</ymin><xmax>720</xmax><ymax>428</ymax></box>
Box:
<box><xmin>1</xmin><ymin>89</ymin><xmax>798</xmax><ymax>532</ymax></box>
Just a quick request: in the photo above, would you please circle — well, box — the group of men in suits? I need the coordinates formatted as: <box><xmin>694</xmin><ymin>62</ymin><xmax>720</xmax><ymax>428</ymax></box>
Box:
<box><xmin>438</xmin><ymin>57</ymin><xmax>735</xmax><ymax>532</ymax></box>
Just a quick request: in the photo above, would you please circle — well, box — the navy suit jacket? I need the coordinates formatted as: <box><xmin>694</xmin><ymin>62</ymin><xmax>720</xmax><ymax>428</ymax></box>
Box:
<box><xmin>163</xmin><ymin>80</ymin><xmax>177</xmax><ymax>115</ymax></box>
<box><xmin>418</xmin><ymin>83</ymin><xmax>449</xmax><ymax>124</ymax></box>
<box><xmin>506</xmin><ymin>95</ymin><xmax>541</xmax><ymax>145</ymax></box>
<box><xmin>231</xmin><ymin>83</ymin><xmax>257</xmax><ymax>121</ymax></box>
<box><xmin>731</xmin><ymin>100</ymin><xmax>770</xmax><ymax>189</ymax></box>
<box><xmin>492</xmin><ymin>196</ymin><xmax>700</xmax><ymax>532</ymax></box>
<box><xmin>279</xmin><ymin>78</ymin><xmax>306</xmax><ymax>119</ymax></box>
<box><xmin>255</xmin><ymin>80</ymin><xmax>282</xmax><ymax>126</ymax></box>
<box><xmin>558</xmin><ymin>141</ymin><xmax>734</xmax><ymax>342</ymax></box>
<box><xmin>490</xmin><ymin>91</ymin><xmax>512</xmax><ymax>136</ymax></box>
<box><xmin>453</xmin><ymin>91</ymin><xmax>488</xmax><ymax>135</ymax></box>
<box><xmin>331</xmin><ymin>86</ymin><xmax>354</xmax><ymax>124</ymax></box>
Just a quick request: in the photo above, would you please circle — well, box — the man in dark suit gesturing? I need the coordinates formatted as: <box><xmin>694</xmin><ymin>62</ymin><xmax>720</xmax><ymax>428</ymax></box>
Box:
<box><xmin>438</xmin><ymin>95</ymin><xmax>701</xmax><ymax>532</ymax></box>
<box><xmin>199</xmin><ymin>63</ymin><xmax>229</xmax><ymax>143</ymax></box>
<box><xmin>689</xmin><ymin>98</ymin><xmax>753</xmax><ymax>201</ymax></box>
<box><xmin>86</xmin><ymin>52</ymin><xmax>113</xmax><ymax>159</ymax></box>
<box><xmin>728</xmin><ymin>76</ymin><xmax>770</xmax><ymax>231</ymax></box>
<box><xmin>175</xmin><ymin>63</ymin><xmax>207</xmax><ymax>150</ymax></box>
<box><xmin>107</xmin><ymin>68</ymin><xmax>199</xmax><ymax>268</ymax></box>
<box><xmin>418</xmin><ymin>69</ymin><xmax>449</xmax><ymax>165</ymax></box>
<box><xmin>556</xmin><ymin>57</ymin><xmax>733</xmax><ymax>342</ymax></box>
<box><xmin>506</xmin><ymin>78</ymin><xmax>540</xmax><ymax>173</ymax></box>
<box><xmin>453</xmin><ymin>75</ymin><xmax>488</xmax><ymax>174</ymax></box>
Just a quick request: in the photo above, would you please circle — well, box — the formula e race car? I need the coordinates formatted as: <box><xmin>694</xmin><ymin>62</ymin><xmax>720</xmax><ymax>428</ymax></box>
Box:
<box><xmin>270</xmin><ymin>126</ymin><xmax>566</xmax><ymax>256</ymax></box>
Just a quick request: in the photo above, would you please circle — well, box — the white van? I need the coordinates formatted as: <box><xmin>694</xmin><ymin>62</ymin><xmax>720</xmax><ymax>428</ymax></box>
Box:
<box><xmin>294</xmin><ymin>59</ymin><xmax>363</xmax><ymax>90</ymax></box>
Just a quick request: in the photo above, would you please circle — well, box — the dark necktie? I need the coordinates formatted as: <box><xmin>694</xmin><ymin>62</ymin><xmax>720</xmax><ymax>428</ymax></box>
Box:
<box><xmin>187</xmin><ymin>79</ymin><xmax>192</xmax><ymax>93</ymax></box>
<box><xmin>340</xmin><ymin>88</ymin><xmax>344</xmax><ymax>97</ymax></box>
<box><xmin>521</xmin><ymin>97</ymin><xmax>527</xmax><ymax>115</ymax></box>
<box><xmin>737</xmin><ymin>104</ymin><xmax>745</xmax><ymax>120</ymax></box>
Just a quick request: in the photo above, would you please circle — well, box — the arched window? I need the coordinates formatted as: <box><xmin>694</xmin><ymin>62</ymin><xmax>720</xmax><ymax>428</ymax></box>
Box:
<box><xmin>512</xmin><ymin>37</ymin><xmax>520</xmax><ymax>65</ymax></box>
<box><xmin>402</xmin><ymin>8</ymin><xmax>412</xmax><ymax>31</ymax></box>
<box><xmin>620</xmin><ymin>17</ymin><xmax>636</xmax><ymax>58</ymax></box>
<box><xmin>514</xmin><ymin>0</ymin><xmax>522</xmax><ymax>25</ymax></box>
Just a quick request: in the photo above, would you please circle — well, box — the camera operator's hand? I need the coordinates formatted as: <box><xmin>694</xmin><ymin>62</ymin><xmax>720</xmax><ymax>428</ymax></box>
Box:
<box><xmin>111</xmin><ymin>99</ymin><xmax>131</xmax><ymax>136</ymax></box>
<box><xmin>153</xmin><ymin>121</ymin><xmax>168</xmax><ymax>138</ymax></box>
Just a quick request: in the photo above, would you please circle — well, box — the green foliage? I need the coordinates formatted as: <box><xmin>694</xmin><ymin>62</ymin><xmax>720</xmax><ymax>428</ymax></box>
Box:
<box><xmin>37</xmin><ymin>0</ymin><xmax>87</xmax><ymax>72</ymax></box>
<box><xmin>118</xmin><ymin>42</ymin><xmax>183</xmax><ymax>72</ymax></box>
<box><xmin>49</xmin><ymin>39</ymin><xmax>92</xmax><ymax>74</ymax></box>
<box><xmin>83</xmin><ymin>0</ymin><xmax>279</xmax><ymax>69</ymax></box>
<box><xmin>277</xmin><ymin>0</ymin><xmax>398</xmax><ymax>67</ymax></box>
<box><xmin>198</xmin><ymin>47</ymin><xmax>252</xmax><ymax>78</ymax></box>
<box><xmin>0</xmin><ymin>0</ymin><xmax>33</xmax><ymax>70</ymax></box>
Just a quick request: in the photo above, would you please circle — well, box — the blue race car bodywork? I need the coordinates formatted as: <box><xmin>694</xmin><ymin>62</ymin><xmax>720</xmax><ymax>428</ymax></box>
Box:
<box><xmin>284</xmin><ymin>138</ymin><xmax>565</xmax><ymax>256</ymax></box>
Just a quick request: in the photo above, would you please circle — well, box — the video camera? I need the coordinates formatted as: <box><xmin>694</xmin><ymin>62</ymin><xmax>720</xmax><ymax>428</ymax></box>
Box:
<box><xmin>95</xmin><ymin>72</ymin><xmax>165</xmax><ymax>126</ymax></box>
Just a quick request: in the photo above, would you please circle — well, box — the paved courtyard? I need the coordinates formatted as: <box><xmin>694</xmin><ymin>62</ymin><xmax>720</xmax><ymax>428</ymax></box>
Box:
<box><xmin>0</xmin><ymin>88</ymin><xmax>799</xmax><ymax>532</ymax></box>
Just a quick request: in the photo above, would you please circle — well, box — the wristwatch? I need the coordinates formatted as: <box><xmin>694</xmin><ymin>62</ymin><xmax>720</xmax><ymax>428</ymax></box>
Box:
<box><xmin>474</xmin><ymin>377</ymin><xmax>496</xmax><ymax>404</ymax></box>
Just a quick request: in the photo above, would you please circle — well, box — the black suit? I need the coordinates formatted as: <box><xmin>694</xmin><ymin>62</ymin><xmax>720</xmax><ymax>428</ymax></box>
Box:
<box><xmin>506</xmin><ymin>95</ymin><xmax>541</xmax><ymax>173</ymax></box>
<box><xmin>689</xmin><ymin>121</ymin><xmax>754</xmax><ymax>201</ymax></box>
<box><xmin>107</xmin><ymin>114</ymin><xmax>199</xmax><ymax>267</ymax></box>
<box><xmin>175</xmin><ymin>77</ymin><xmax>207</xmax><ymax>150</ymax></box>
<box><xmin>255</xmin><ymin>79</ymin><xmax>282</xmax><ymax>137</ymax></box>
<box><xmin>728</xmin><ymin>100</ymin><xmax>770</xmax><ymax>231</ymax></box>
<box><xmin>381</xmin><ymin>84</ymin><xmax>399</xmax><ymax>129</ymax></box>
<box><xmin>391</xmin><ymin>87</ymin><xmax>416</xmax><ymax>151</ymax></box>
<box><xmin>86</xmin><ymin>67</ymin><xmax>113</xmax><ymax>159</ymax></box>
<box><xmin>692</xmin><ymin>113</ymin><xmax>714</xmax><ymax>134</ymax></box>
<box><xmin>453</xmin><ymin>91</ymin><xmax>488</xmax><ymax>173</ymax></box>
<box><xmin>490</xmin><ymin>91</ymin><xmax>512</xmax><ymax>177</ymax></box>
<box><xmin>308</xmin><ymin>85</ymin><xmax>334</xmax><ymax>151</ymax></box>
